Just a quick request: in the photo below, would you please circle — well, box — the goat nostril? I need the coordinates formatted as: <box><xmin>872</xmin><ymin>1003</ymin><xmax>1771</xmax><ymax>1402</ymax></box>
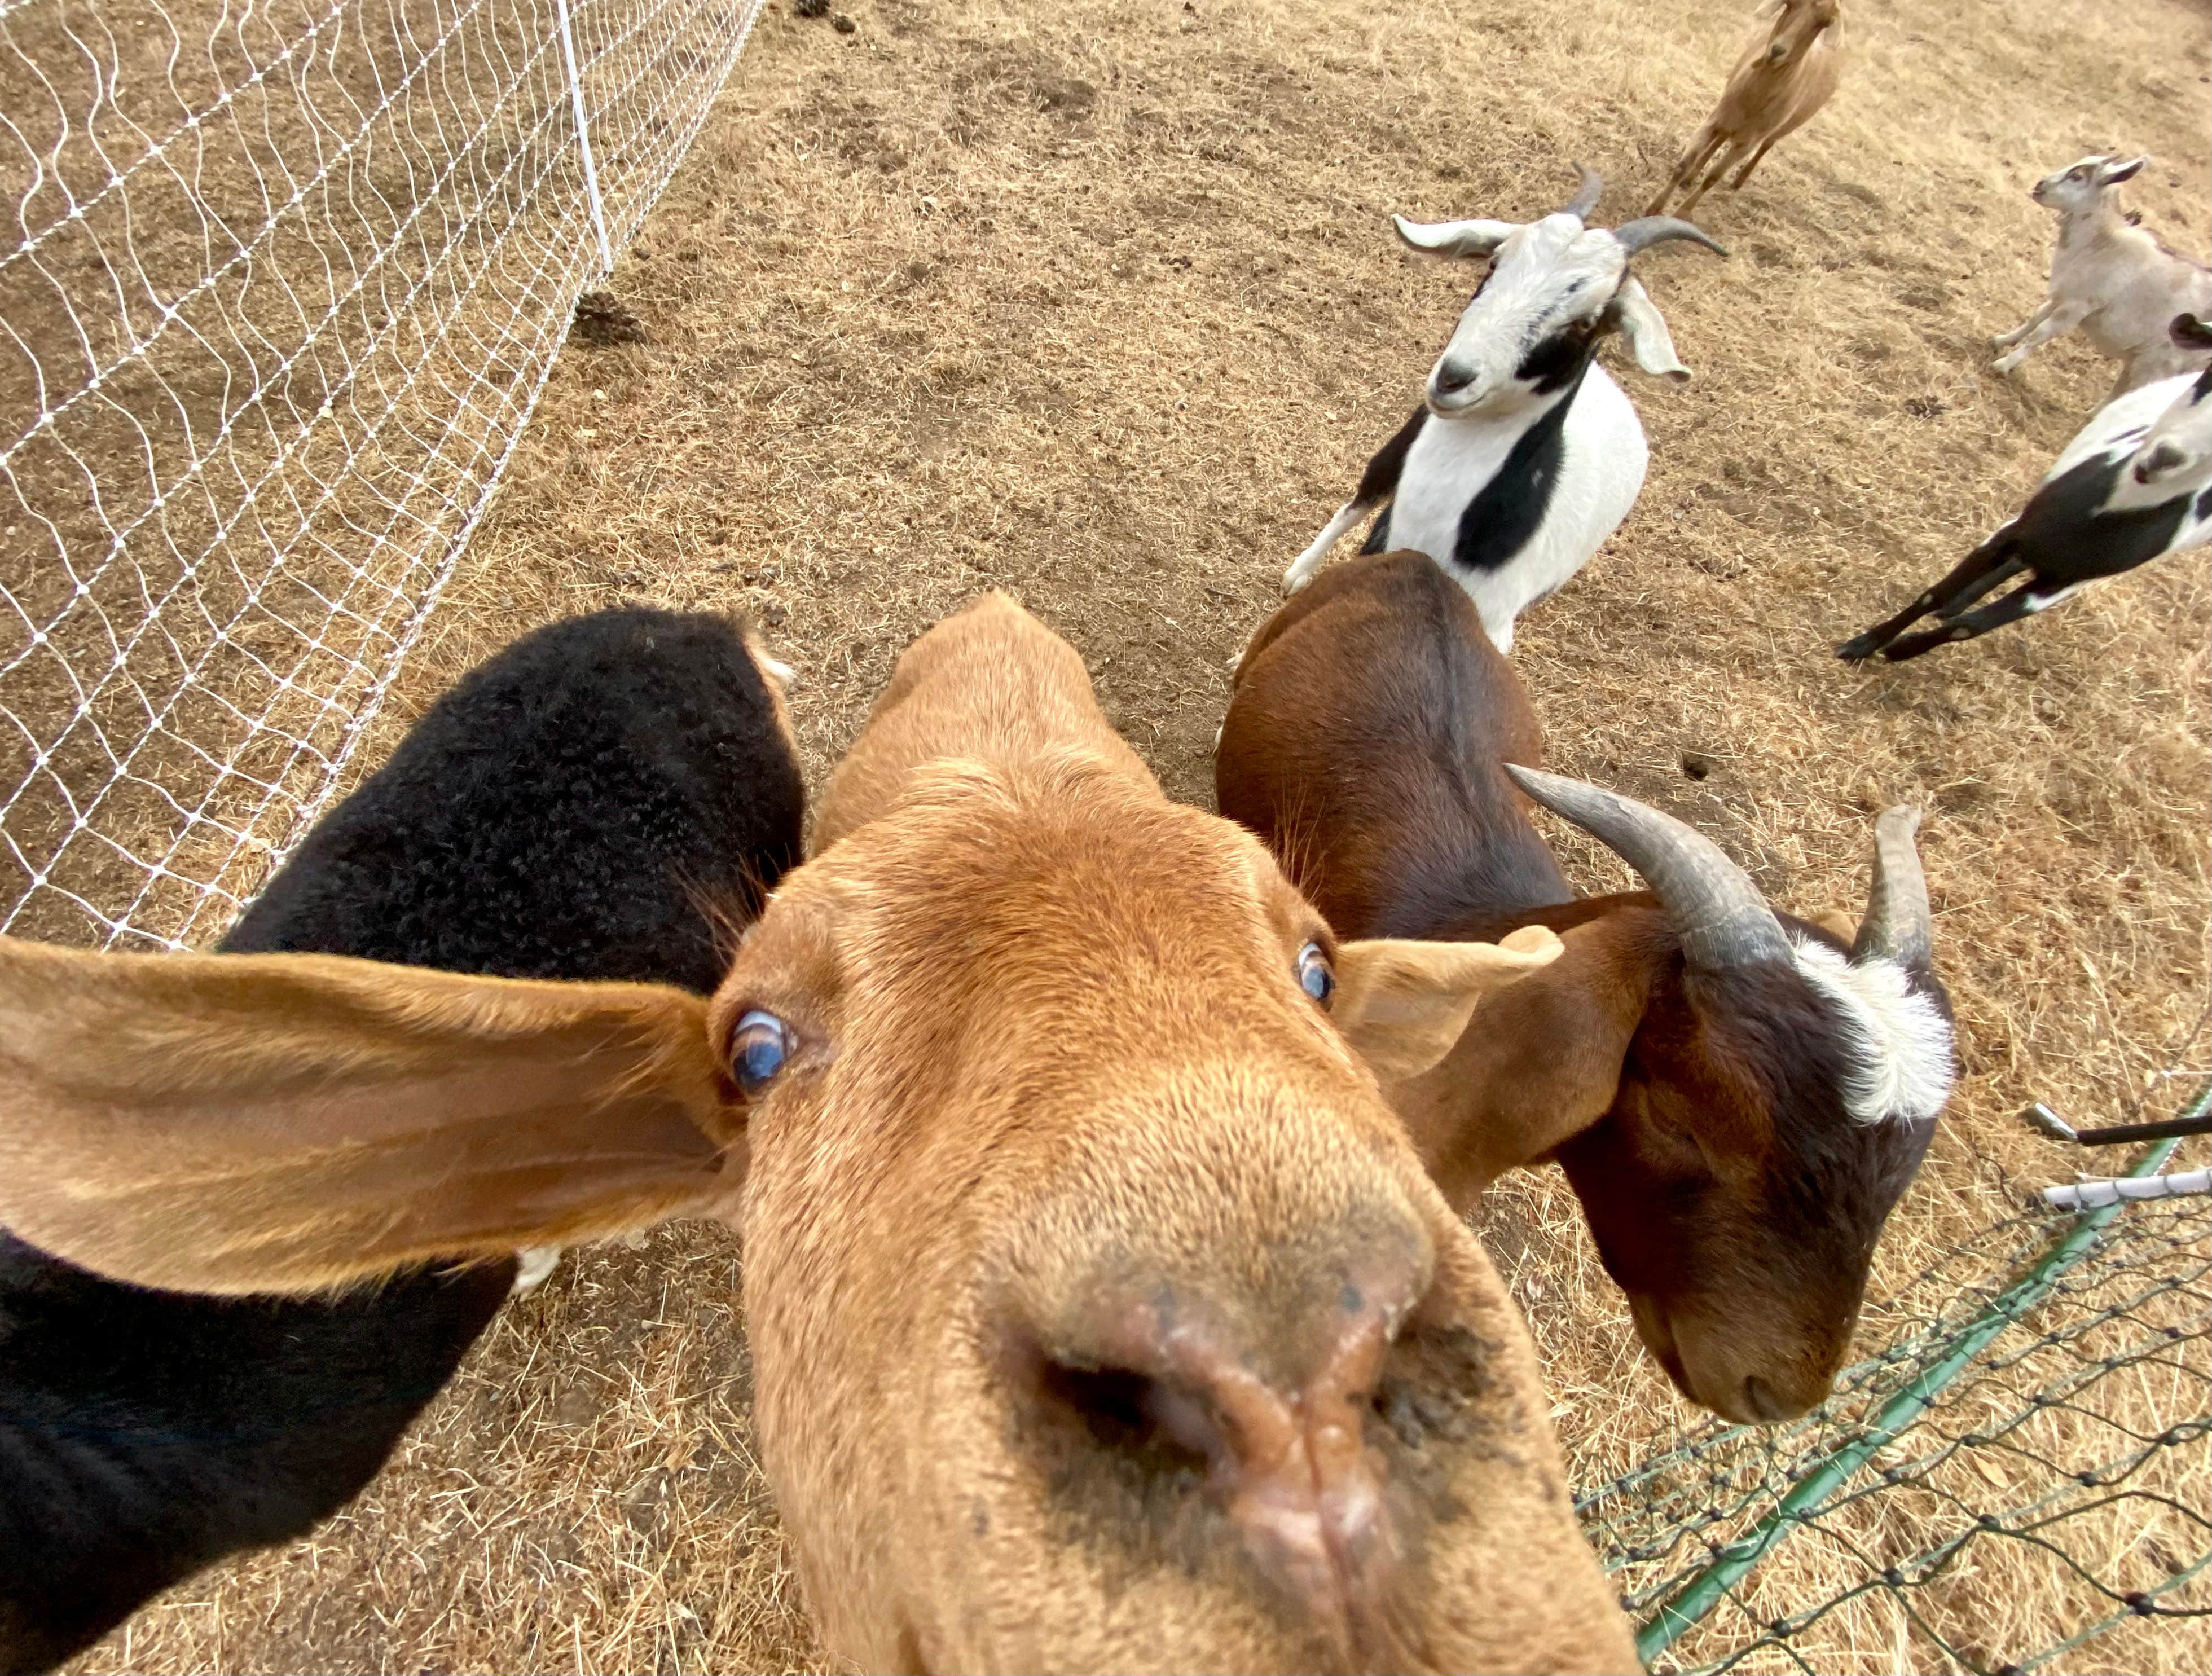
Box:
<box><xmin>1039</xmin><ymin>1360</ymin><xmax>1222</xmax><ymax>1477</ymax></box>
<box><xmin>1432</xmin><ymin>361</ymin><xmax>1474</xmax><ymax>394</ymax></box>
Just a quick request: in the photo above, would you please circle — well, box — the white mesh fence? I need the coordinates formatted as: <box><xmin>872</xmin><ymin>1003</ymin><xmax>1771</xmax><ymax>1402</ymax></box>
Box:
<box><xmin>0</xmin><ymin>0</ymin><xmax>763</xmax><ymax>951</ymax></box>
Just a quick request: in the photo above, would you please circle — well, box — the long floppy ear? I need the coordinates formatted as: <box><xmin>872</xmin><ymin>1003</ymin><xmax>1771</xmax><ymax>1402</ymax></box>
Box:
<box><xmin>1603</xmin><ymin>277</ymin><xmax>1692</xmax><ymax>382</ymax></box>
<box><xmin>1333</xmin><ymin>926</ymin><xmax>1564</xmax><ymax>1082</ymax></box>
<box><xmin>0</xmin><ymin>936</ymin><xmax>739</xmax><ymax>1296</ymax></box>
<box><xmin>1393</xmin><ymin>213</ymin><xmax>1519</xmax><ymax>260</ymax></box>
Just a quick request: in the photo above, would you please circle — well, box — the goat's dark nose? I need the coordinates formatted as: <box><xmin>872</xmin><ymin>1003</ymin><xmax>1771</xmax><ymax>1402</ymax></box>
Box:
<box><xmin>1431</xmin><ymin>358</ymin><xmax>1476</xmax><ymax>394</ymax></box>
<box><xmin>1028</xmin><ymin>1236</ymin><xmax>1429</xmax><ymax>1634</ymax></box>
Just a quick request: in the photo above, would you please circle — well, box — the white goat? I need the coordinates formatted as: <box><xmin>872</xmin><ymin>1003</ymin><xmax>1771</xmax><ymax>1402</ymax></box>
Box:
<box><xmin>1283</xmin><ymin>168</ymin><xmax>1724</xmax><ymax>651</ymax></box>
<box><xmin>1991</xmin><ymin>155</ymin><xmax>2212</xmax><ymax>397</ymax></box>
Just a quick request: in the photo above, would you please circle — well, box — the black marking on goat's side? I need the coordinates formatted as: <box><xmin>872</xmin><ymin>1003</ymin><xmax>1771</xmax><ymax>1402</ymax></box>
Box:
<box><xmin>2191</xmin><ymin>364</ymin><xmax>2212</xmax><ymax>402</ymax></box>
<box><xmin>1356</xmin><ymin>406</ymin><xmax>1428</xmax><ymax>506</ymax></box>
<box><xmin>2196</xmin><ymin>485</ymin><xmax>2212</xmax><ymax>521</ymax></box>
<box><xmin>1451</xmin><ymin>364</ymin><xmax>1588</xmax><ymax>574</ymax></box>
<box><xmin>2013</xmin><ymin>453</ymin><xmax>2192</xmax><ymax>580</ymax></box>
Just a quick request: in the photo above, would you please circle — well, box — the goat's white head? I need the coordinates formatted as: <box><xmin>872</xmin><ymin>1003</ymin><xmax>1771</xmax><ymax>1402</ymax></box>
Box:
<box><xmin>2030</xmin><ymin>152</ymin><xmax>2147</xmax><ymax>213</ymax></box>
<box><xmin>2120</xmin><ymin>315</ymin><xmax>2212</xmax><ymax>496</ymax></box>
<box><xmin>1392</xmin><ymin>167</ymin><xmax>1727</xmax><ymax>419</ymax></box>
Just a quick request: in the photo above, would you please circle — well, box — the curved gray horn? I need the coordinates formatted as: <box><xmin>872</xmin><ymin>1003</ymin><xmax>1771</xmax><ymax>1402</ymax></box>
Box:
<box><xmin>1611</xmin><ymin>216</ymin><xmax>1730</xmax><ymax>258</ymax></box>
<box><xmin>1393</xmin><ymin>213</ymin><xmax>1519</xmax><ymax>259</ymax></box>
<box><xmin>1504</xmin><ymin>764</ymin><xmax>1791</xmax><ymax>970</ymax></box>
<box><xmin>1850</xmin><ymin>804</ymin><xmax>1934</xmax><ymax>971</ymax></box>
<box><xmin>1559</xmin><ymin>164</ymin><xmax>1604</xmax><ymax>221</ymax></box>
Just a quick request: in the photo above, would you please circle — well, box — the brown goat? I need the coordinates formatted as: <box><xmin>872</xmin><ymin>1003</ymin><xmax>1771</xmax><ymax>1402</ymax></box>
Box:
<box><xmin>1645</xmin><ymin>0</ymin><xmax>1846</xmax><ymax>217</ymax></box>
<box><xmin>1217</xmin><ymin>554</ymin><xmax>1954</xmax><ymax>1426</ymax></box>
<box><xmin>0</xmin><ymin>592</ymin><xmax>1635</xmax><ymax>1674</ymax></box>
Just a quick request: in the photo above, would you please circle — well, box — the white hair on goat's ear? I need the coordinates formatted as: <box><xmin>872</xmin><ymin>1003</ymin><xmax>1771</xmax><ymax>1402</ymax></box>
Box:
<box><xmin>1604</xmin><ymin>278</ymin><xmax>1691</xmax><ymax>382</ymax></box>
<box><xmin>1789</xmin><ymin>936</ymin><xmax>1955</xmax><ymax>1125</ymax></box>
<box><xmin>1393</xmin><ymin>213</ymin><xmax>1519</xmax><ymax>259</ymax></box>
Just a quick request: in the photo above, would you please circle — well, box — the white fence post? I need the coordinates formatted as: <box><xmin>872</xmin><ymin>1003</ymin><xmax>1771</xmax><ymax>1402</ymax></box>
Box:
<box><xmin>555</xmin><ymin>0</ymin><xmax>617</xmax><ymax>279</ymax></box>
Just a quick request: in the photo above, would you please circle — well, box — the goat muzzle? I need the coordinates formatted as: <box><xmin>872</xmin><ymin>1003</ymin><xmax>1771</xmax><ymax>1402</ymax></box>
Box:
<box><xmin>1023</xmin><ymin>1241</ymin><xmax>1427</xmax><ymax>1668</ymax></box>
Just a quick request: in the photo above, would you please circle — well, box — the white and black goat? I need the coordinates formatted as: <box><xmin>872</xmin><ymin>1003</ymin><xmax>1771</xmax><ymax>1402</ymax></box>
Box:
<box><xmin>1283</xmin><ymin>168</ymin><xmax>1726</xmax><ymax>651</ymax></box>
<box><xmin>1841</xmin><ymin>314</ymin><xmax>2212</xmax><ymax>663</ymax></box>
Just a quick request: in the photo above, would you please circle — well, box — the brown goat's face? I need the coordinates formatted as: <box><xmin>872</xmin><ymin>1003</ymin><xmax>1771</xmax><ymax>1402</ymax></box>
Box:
<box><xmin>1556</xmin><ymin>943</ymin><xmax>1941</xmax><ymax>1425</ymax></box>
<box><xmin>1767</xmin><ymin>0</ymin><xmax>1840</xmax><ymax>60</ymax></box>
<box><xmin>719</xmin><ymin>758</ymin><xmax>1633</xmax><ymax>1674</ymax></box>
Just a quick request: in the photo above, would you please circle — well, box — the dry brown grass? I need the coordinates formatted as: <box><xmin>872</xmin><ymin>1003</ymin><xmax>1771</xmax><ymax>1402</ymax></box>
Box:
<box><xmin>60</xmin><ymin>0</ymin><xmax>2210</xmax><ymax>1668</ymax></box>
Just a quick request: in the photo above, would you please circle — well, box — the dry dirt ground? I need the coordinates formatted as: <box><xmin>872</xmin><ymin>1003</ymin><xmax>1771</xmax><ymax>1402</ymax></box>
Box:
<box><xmin>65</xmin><ymin>0</ymin><xmax>2209</xmax><ymax>1669</ymax></box>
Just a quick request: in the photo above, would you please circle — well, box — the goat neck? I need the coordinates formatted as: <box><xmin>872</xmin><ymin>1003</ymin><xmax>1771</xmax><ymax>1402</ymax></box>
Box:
<box><xmin>1221</xmin><ymin>552</ymin><xmax>1572</xmax><ymax>936</ymax></box>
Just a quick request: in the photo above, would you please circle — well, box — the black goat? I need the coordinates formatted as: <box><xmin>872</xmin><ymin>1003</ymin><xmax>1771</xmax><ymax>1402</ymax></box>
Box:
<box><xmin>0</xmin><ymin>607</ymin><xmax>803</xmax><ymax>1674</ymax></box>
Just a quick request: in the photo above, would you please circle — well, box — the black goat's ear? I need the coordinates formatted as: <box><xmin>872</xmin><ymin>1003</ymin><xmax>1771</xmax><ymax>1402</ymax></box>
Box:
<box><xmin>2170</xmin><ymin>313</ymin><xmax>2212</xmax><ymax>351</ymax></box>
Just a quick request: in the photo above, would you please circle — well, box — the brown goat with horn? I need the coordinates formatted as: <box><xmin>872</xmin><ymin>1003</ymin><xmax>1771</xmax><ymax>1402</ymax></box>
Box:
<box><xmin>1216</xmin><ymin>553</ymin><xmax>1954</xmax><ymax>1424</ymax></box>
<box><xmin>1646</xmin><ymin>0</ymin><xmax>1847</xmax><ymax>217</ymax></box>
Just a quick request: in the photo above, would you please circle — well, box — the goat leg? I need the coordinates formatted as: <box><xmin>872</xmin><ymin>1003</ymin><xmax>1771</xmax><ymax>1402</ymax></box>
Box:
<box><xmin>1728</xmin><ymin>87</ymin><xmax>1832</xmax><ymax>193</ymax></box>
<box><xmin>1991</xmin><ymin>300</ymin><xmax>2090</xmax><ymax>374</ymax></box>
<box><xmin>1988</xmin><ymin>299</ymin><xmax>2052</xmax><ymax>351</ymax></box>
<box><xmin>1726</xmin><ymin>135</ymin><xmax>1778</xmax><ymax>191</ymax></box>
<box><xmin>1873</xmin><ymin>575</ymin><xmax>2064</xmax><ymax>661</ymax></box>
<box><xmin>1678</xmin><ymin>137</ymin><xmax>1743</xmax><ymax>217</ymax></box>
<box><xmin>1931</xmin><ymin>553</ymin><xmax>2030</xmax><ymax>620</ymax></box>
<box><xmin>1646</xmin><ymin>127</ymin><xmax>1725</xmax><ymax>217</ymax></box>
<box><xmin>1284</xmin><ymin>406</ymin><xmax>1427</xmax><ymax>595</ymax></box>
<box><xmin>1836</xmin><ymin>542</ymin><xmax>2022</xmax><ymax>661</ymax></box>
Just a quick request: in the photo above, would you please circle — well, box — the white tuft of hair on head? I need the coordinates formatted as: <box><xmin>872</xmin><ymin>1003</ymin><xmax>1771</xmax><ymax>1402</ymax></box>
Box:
<box><xmin>1789</xmin><ymin>936</ymin><xmax>1956</xmax><ymax>1125</ymax></box>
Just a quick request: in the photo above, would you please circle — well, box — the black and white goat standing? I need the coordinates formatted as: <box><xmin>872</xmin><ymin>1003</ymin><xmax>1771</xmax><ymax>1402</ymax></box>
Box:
<box><xmin>0</xmin><ymin>607</ymin><xmax>803</xmax><ymax>1675</ymax></box>
<box><xmin>1283</xmin><ymin>168</ymin><xmax>1726</xmax><ymax>650</ymax></box>
<box><xmin>1840</xmin><ymin>314</ymin><xmax>2212</xmax><ymax>663</ymax></box>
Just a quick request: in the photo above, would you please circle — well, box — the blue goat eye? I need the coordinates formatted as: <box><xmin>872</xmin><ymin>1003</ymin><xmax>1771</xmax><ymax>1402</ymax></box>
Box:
<box><xmin>1297</xmin><ymin>942</ymin><xmax>1335</xmax><ymax>1008</ymax></box>
<box><xmin>732</xmin><ymin>1010</ymin><xmax>790</xmax><ymax>1093</ymax></box>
